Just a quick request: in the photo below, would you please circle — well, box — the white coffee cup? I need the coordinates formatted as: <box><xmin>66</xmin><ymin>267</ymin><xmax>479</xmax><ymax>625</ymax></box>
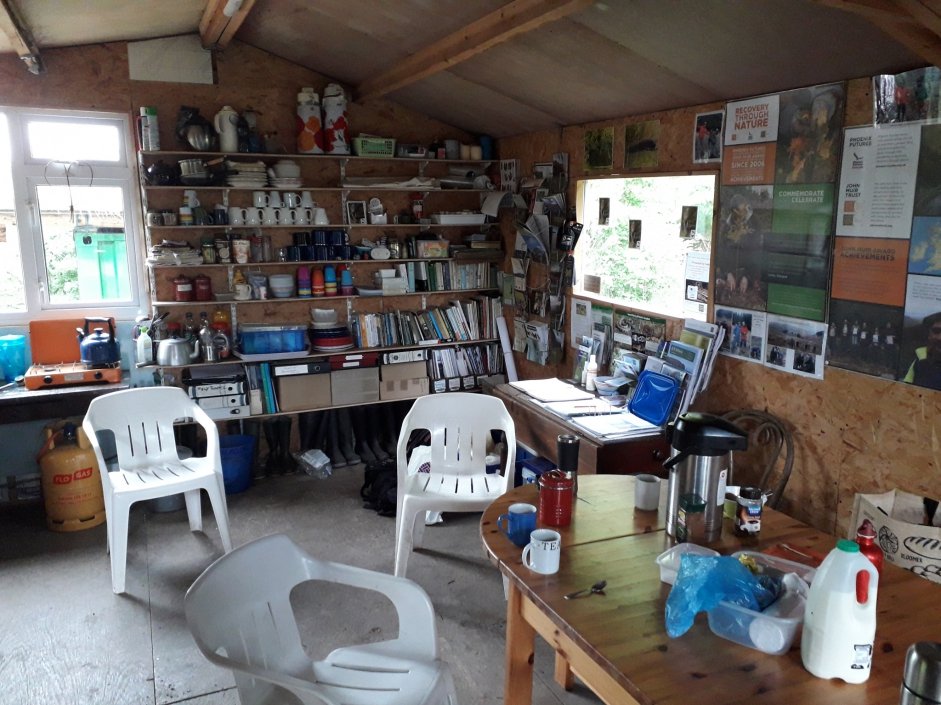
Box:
<box><xmin>283</xmin><ymin>191</ymin><xmax>300</xmax><ymax>208</ymax></box>
<box><xmin>252</xmin><ymin>191</ymin><xmax>269</xmax><ymax>208</ymax></box>
<box><xmin>312</xmin><ymin>207</ymin><xmax>329</xmax><ymax>225</ymax></box>
<box><xmin>246</xmin><ymin>207</ymin><xmax>263</xmax><ymax>226</ymax></box>
<box><xmin>234</xmin><ymin>283</ymin><xmax>252</xmax><ymax>300</ymax></box>
<box><xmin>262</xmin><ymin>206</ymin><xmax>279</xmax><ymax>225</ymax></box>
<box><xmin>268</xmin><ymin>191</ymin><xmax>283</xmax><ymax>208</ymax></box>
<box><xmin>522</xmin><ymin>529</ymin><xmax>561</xmax><ymax>575</ymax></box>
<box><xmin>228</xmin><ymin>206</ymin><xmax>246</xmax><ymax>225</ymax></box>
<box><xmin>292</xmin><ymin>208</ymin><xmax>308</xmax><ymax>225</ymax></box>
<box><xmin>300</xmin><ymin>191</ymin><xmax>315</xmax><ymax>208</ymax></box>
<box><xmin>634</xmin><ymin>473</ymin><xmax>661</xmax><ymax>512</ymax></box>
<box><xmin>278</xmin><ymin>207</ymin><xmax>296</xmax><ymax>225</ymax></box>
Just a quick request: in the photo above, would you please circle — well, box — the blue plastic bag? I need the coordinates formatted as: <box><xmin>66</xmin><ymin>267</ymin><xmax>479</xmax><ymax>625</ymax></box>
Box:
<box><xmin>665</xmin><ymin>555</ymin><xmax>780</xmax><ymax>638</ymax></box>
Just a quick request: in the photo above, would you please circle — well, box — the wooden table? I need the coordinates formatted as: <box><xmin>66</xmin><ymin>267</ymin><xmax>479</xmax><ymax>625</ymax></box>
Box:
<box><xmin>480</xmin><ymin>476</ymin><xmax>940</xmax><ymax>705</ymax></box>
<box><xmin>0</xmin><ymin>377</ymin><xmax>129</xmax><ymax>425</ymax></box>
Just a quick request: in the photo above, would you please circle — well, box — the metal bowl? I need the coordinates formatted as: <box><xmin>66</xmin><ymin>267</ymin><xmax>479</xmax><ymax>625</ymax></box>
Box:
<box><xmin>185</xmin><ymin>124</ymin><xmax>215</xmax><ymax>151</ymax></box>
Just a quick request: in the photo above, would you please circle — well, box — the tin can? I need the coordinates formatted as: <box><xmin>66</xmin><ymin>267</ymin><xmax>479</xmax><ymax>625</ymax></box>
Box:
<box><xmin>193</xmin><ymin>274</ymin><xmax>212</xmax><ymax>301</ymax></box>
<box><xmin>173</xmin><ymin>274</ymin><xmax>193</xmax><ymax>302</ymax></box>
<box><xmin>214</xmin><ymin>237</ymin><xmax>231</xmax><ymax>264</ymax></box>
<box><xmin>538</xmin><ymin>470</ymin><xmax>574</xmax><ymax>527</ymax></box>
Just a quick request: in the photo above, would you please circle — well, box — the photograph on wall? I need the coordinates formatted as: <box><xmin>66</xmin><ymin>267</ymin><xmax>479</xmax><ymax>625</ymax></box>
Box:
<box><xmin>773</xmin><ymin>82</ymin><xmax>845</xmax><ymax>185</ymax></box>
<box><xmin>714</xmin><ymin>184</ymin><xmax>774</xmax><ymax>310</ymax></box>
<box><xmin>914</xmin><ymin>123</ymin><xmax>941</xmax><ymax>216</ymax></box>
<box><xmin>899</xmin><ymin>273</ymin><xmax>941</xmax><ymax>390</ymax></box>
<box><xmin>831</xmin><ymin>237</ymin><xmax>909</xmax><ymax>306</ymax></box>
<box><xmin>693</xmin><ymin>110</ymin><xmax>723</xmax><ymax>163</ymax></box>
<box><xmin>584</xmin><ymin>127</ymin><xmax>614</xmax><ymax>170</ymax></box>
<box><xmin>874</xmin><ymin>67</ymin><xmax>941</xmax><ymax>125</ymax></box>
<box><xmin>613</xmin><ymin>310</ymin><xmax>666</xmax><ymax>354</ymax></box>
<box><xmin>500</xmin><ymin>159</ymin><xmax>519</xmax><ymax>192</ymax></box>
<box><xmin>684</xmin><ymin>250</ymin><xmax>710</xmax><ymax>316</ymax></box>
<box><xmin>908</xmin><ymin>217</ymin><xmax>941</xmax><ymax>274</ymax></box>
<box><xmin>716</xmin><ymin>306</ymin><xmax>766</xmax><ymax>362</ymax></box>
<box><xmin>625</xmin><ymin>120</ymin><xmax>660</xmax><ymax>170</ymax></box>
<box><xmin>827</xmin><ymin>299</ymin><xmax>903</xmax><ymax>379</ymax></box>
<box><xmin>836</xmin><ymin>124</ymin><xmax>920</xmax><ymax>238</ymax></box>
<box><xmin>765</xmin><ymin>314</ymin><xmax>827</xmax><ymax>380</ymax></box>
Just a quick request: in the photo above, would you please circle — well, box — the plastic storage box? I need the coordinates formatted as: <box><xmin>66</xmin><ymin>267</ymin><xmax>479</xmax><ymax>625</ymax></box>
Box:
<box><xmin>706</xmin><ymin>551</ymin><xmax>816</xmax><ymax>655</ymax></box>
<box><xmin>239</xmin><ymin>324</ymin><xmax>308</xmax><ymax>354</ymax></box>
<box><xmin>655</xmin><ymin>543</ymin><xmax>719</xmax><ymax>585</ymax></box>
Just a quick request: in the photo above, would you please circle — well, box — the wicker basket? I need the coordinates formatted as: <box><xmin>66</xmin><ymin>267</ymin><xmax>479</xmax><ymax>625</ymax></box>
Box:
<box><xmin>353</xmin><ymin>136</ymin><xmax>396</xmax><ymax>158</ymax></box>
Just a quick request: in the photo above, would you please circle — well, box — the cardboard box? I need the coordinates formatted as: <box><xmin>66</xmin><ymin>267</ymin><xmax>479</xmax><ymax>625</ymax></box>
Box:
<box><xmin>380</xmin><ymin>377</ymin><xmax>429</xmax><ymax>401</ymax></box>
<box><xmin>850</xmin><ymin>489</ymin><xmax>941</xmax><ymax>584</ymax></box>
<box><xmin>381</xmin><ymin>360</ymin><xmax>428</xmax><ymax>381</ymax></box>
<box><xmin>276</xmin><ymin>372</ymin><xmax>332</xmax><ymax>412</ymax></box>
<box><xmin>331</xmin><ymin>367</ymin><xmax>380</xmax><ymax>405</ymax></box>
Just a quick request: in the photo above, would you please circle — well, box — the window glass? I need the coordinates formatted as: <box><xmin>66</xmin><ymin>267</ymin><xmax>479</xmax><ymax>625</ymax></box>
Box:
<box><xmin>27</xmin><ymin>120</ymin><xmax>121</xmax><ymax>162</ymax></box>
<box><xmin>34</xmin><ymin>184</ymin><xmax>130</xmax><ymax>304</ymax></box>
<box><xmin>0</xmin><ymin>114</ymin><xmax>27</xmax><ymax>312</ymax></box>
<box><xmin>576</xmin><ymin>175</ymin><xmax>716</xmax><ymax>319</ymax></box>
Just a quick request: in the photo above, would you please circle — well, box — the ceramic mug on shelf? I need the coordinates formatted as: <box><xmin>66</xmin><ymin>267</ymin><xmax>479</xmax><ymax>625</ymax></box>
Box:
<box><xmin>262</xmin><ymin>207</ymin><xmax>279</xmax><ymax>225</ymax></box>
<box><xmin>312</xmin><ymin>207</ymin><xmax>329</xmax><ymax>225</ymax></box>
<box><xmin>234</xmin><ymin>283</ymin><xmax>252</xmax><ymax>300</ymax></box>
<box><xmin>252</xmin><ymin>191</ymin><xmax>269</xmax><ymax>208</ymax></box>
<box><xmin>300</xmin><ymin>191</ymin><xmax>315</xmax><ymax>208</ymax></box>
<box><xmin>283</xmin><ymin>192</ymin><xmax>300</xmax><ymax>208</ymax></box>
<box><xmin>228</xmin><ymin>206</ymin><xmax>246</xmax><ymax>226</ymax></box>
<box><xmin>522</xmin><ymin>529</ymin><xmax>561</xmax><ymax>575</ymax></box>
<box><xmin>245</xmin><ymin>208</ymin><xmax>263</xmax><ymax>226</ymax></box>
<box><xmin>292</xmin><ymin>208</ymin><xmax>309</xmax><ymax>225</ymax></box>
<box><xmin>268</xmin><ymin>191</ymin><xmax>283</xmax><ymax>208</ymax></box>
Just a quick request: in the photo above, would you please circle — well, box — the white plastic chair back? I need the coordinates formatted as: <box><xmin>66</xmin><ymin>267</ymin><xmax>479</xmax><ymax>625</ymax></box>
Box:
<box><xmin>185</xmin><ymin>534</ymin><xmax>458</xmax><ymax>705</ymax></box>
<box><xmin>394</xmin><ymin>393</ymin><xmax>515</xmax><ymax>577</ymax></box>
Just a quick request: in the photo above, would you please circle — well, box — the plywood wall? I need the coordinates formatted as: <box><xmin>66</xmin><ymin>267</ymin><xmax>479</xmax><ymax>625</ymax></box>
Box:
<box><xmin>499</xmin><ymin>78</ymin><xmax>941</xmax><ymax>536</ymax></box>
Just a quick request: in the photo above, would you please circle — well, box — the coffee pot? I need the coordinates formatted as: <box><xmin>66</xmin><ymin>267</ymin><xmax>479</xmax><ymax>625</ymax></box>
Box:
<box><xmin>214</xmin><ymin>105</ymin><xmax>240</xmax><ymax>153</ymax></box>
<box><xmin>663</xmin><ymin>412</ymin><xmax>748</xmax><ymax>543</ymax></box>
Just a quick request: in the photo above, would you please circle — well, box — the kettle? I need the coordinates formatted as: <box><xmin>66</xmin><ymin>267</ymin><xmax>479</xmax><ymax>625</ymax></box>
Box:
<box><xmin>214</xmin><ymin>105</ymin><xmax>240</xmax><ymax>153</ymax></box>
<box><xmin>76</xmin><ymin>317</ymin><xmax>120</xmax><ymax>367</ymax></box>
<box><xmin>156</xmin><ymin>338</ymin><xmax>201</xmax><ymax>366</ymax></box>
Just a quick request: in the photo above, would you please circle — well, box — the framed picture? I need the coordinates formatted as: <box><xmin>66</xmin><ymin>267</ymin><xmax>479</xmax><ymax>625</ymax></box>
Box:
<box><xmin>346</xmin><ymin>200</ymin><xmax>367</xmax><ymax>224</ymax></box>
<box><xmin>533</xmin><ymin>162</ymin><xmax>553</xmax><ymax>181</ymax></box>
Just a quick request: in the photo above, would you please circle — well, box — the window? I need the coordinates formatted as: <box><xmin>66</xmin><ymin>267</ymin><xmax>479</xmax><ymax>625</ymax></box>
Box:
<box><xmin>575</xmin><ymin>174</ymin><xmax>717</xmax><ymax>320</ymax></box>
<box><xmin>0</xmin><ymin>108</ymin><xmax>143</xmax><ymax>323</ymax></box>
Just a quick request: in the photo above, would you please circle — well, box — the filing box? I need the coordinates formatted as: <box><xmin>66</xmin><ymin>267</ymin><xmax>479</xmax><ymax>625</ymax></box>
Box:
<box><xmin>331</xmin><ymin>367</ymin><xmax>380</xmax><ymax>405</ymax></box>
<box><xmin>276</xmin><ymin>372</ymin><xmax>332</xmax><ymax>412</ymax></box>
<box><xmin>380</xmin><ymin>360</ymin><xmax>428</xmax><ymax>382</ymax></box>
<box><xmin>380</xmin><ymin>377</ymin><xmax>429</xmax><ymax>400</ymax></box>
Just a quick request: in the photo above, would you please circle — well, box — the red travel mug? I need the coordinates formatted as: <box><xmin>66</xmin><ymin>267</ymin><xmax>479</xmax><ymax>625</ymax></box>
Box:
<box><xmin>538</xmin><ymin>470</ymin><xmax>574</xmax><ymax>527</ymax></box>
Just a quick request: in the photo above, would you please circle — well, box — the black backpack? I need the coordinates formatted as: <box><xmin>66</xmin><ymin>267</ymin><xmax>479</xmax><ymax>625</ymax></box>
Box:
<box><xmin>361</xmin><ymin>458</ymin><xmax>397</xmax><ymax>517</ymax></box>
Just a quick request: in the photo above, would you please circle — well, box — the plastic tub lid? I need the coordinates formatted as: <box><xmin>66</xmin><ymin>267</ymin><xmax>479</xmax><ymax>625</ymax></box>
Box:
<box><xmin>628</xmin><ymin>370</ymin><xmax>679</xmax><ymax>426</ymax></box>
<box><xmin>240</xmin><ymin>323</ymin><xmax>308</xmax><ymax>332</ymax></box>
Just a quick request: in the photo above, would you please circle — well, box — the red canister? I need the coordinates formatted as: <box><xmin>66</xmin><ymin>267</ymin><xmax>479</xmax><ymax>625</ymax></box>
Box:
<box><xmin>172</xmin><ymin>274</ymin><xmax>193</xmax><ymax>302</ymax></box>
<box><xmin>193</xmin><ymin>273</ymin><xmax>212</xmax><ymax>301</ymax></box>
<box><xmin>538</xmin><ymin>470</ymin><xmax>574</xmax><ymax>527</ymax></box>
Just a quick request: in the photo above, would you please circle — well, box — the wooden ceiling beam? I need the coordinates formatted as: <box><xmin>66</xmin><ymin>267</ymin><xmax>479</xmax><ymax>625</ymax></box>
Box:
<box><xmin>815</xmin><ymin>0</ymin><xmax>941</xmax><ymax>66</ymax></box>
<box><xmin>355</xmin><ymin>0</ymin><xmax>594</xmax><ymax>102</ymax></box>
<box><xmin>0</xmin><ymin>0</ymin><xmax>43</xmax><ymax>74</ymax></box>
<box><xmin>199</xmin><ymin>0</ymin><xmax>256</xmax><ymax>50</ymax></box>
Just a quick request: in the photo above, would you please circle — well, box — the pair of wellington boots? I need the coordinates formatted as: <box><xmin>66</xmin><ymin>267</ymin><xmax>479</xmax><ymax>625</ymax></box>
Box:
<box><xmin>299</xmin><ymin>408</ymin><xmax>361</xmax><ymax>468</ymax></box>
<box><xmin>261</xmin><ymin>416</ymin><xmax>295</xmax><ymax>476</ymax></box>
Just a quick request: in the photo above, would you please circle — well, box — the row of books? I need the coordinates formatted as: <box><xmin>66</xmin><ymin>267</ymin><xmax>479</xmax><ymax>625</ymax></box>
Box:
<box><xmin>245</xmin><ymin>363</ymin><xmax>279</xmax><ymax>414</ymax></box>
<box><xmin>428</xmin><ymin>343</ymin><xmax>503</xmax><ymax>380</ymax></box>
<box><xmin>396</xmin><ymin>261</ymin><xmax>498</xmax><ymax>292</ymax></box>
<box><xmin>350</xmin><ymin>295</ymin><xmax>502</xmax><ymax>348</ymax></box>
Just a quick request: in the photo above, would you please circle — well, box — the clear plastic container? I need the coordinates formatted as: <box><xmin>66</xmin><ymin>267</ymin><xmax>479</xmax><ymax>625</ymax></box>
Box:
<box><xmin>706</xmin><ymin>551</ymin><xmax>816</xmax><ymax>655</ymax></box>
<box><xmin>655</xmin><ymin>543</ymin><xmax>719</xmax><ymax>585</ymax></box>
<box><xmin>239</xmin><ymin>324</ymin><xmax>308</xmax><ymax>354</ymax></box>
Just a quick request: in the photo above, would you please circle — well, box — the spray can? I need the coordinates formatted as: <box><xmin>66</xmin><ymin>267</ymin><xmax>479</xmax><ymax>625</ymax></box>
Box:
<box><xmin>296</xmin><ymin>88</ymin><xmax>324</xmax><ymax>154</ymax></box>
<box><xmin>322</xmin><ymin>83</ymin><xmax>350</xmax><ymax>155</ymax></box>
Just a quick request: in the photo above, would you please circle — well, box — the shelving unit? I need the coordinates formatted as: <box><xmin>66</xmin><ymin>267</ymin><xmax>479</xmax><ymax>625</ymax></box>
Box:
<box><xmin>137</xmin><ymin>144</ymin><xmax>506</xmax><ymax>418</ymax></box>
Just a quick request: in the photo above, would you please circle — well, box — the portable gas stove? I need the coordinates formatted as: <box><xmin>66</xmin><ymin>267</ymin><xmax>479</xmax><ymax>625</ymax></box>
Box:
<box><xmin>24</xmin><ymin>318</ymin><xmax>123</xmax><ymax>390</ymax></box>
<box><xmin>24</xmin><ymin>361</ymin><xmax>122</xmax><ymax>390</ymax></box>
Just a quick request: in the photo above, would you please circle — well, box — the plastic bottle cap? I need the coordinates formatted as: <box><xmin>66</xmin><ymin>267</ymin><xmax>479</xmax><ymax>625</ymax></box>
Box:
<box><xmin>836</xmin><ymin>538</ymin><xmax>860</xmax><ymax>553</ymax></box>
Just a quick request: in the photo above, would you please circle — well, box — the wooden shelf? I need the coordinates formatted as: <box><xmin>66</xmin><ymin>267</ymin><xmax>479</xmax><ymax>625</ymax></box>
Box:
<box><xmin>145</xmin><ymin>223</ymin><xmax>490</xmax><ymax>231</ymax></box>
<box><xmin>143</xmin><ymin>185</ymin><xmax>494</xmax><ymax>194</ymax></box>
<box><xmin>153</xmin><ymin>287</ymin><xmax>499</xmax><ymax>306</ymax></box>
<box><xmin>139</xmin><ymin>149</ymin><xmax>492</xmax><ymax>166</ymax></box>
<box><xmin>148</xmin><ymin>256</ymin><xmax>500</xmax><ymax>269</ymax></box>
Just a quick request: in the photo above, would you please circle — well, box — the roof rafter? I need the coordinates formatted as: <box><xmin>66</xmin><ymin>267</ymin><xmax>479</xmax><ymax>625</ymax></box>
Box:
<box><xmin>0</xmin><ymin>0</ymin><xmax>43</xmax><ymax>74</ymax></box>
<box><xmin>199</xmin><ymin>0</ymin><xmax>256</xmax><ymax>50</ymax></box>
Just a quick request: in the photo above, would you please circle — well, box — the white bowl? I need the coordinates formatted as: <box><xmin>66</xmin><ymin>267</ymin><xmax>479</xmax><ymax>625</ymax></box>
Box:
<box><xmin>311</xmin><ymin>307</ymin><xmax>337</xmax><ymax>323</ymax></box>
<box><xmin>273</xmin><ymin>161</ymin><xmax>301</xmax><ymax>178</ymax></box>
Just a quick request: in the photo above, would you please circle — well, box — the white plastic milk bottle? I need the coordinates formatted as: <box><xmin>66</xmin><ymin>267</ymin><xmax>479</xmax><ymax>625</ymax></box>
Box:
<box><xmin>801</xmin><ymin>539</ymin><xmax>879</xmax><ymax>683</ymax></box>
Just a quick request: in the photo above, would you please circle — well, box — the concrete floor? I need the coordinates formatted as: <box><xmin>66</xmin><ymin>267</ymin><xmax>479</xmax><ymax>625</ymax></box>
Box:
<box><xmin>0</xmin><ymin>464</ymin><xmax>602</xmax><ymax>705</ymax></box>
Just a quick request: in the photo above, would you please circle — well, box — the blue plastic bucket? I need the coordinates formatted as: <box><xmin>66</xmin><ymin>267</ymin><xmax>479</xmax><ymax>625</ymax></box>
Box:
<box><xmin>220</xmin><ymin>435</ymin><xmax>255</xmax><ymax>494</ymax></box>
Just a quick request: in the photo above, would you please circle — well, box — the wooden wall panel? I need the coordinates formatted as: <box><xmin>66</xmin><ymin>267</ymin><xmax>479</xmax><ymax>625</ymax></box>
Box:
<box><xmin>497</xmin><ymin>77</ymin><xmax>940</xmax><ymax>535</ymax></box>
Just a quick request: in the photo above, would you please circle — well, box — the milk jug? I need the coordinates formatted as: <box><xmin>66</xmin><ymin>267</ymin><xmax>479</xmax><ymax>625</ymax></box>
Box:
<box><xmin>801</xmin><ymin>539</ymin><xmax>879</xmax><ymax>683</ymax></box>
<box><xmin>214</xmin><ymin>105</ymin><xmax>240</xmax><ymax>153</ymax></box>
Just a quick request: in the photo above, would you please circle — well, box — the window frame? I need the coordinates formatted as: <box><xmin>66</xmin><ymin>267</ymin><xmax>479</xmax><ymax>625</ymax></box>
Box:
<box><xmin>0</xmin><ymin>106</ymin><xmax>147</xmax><ymax>324</ymax></box>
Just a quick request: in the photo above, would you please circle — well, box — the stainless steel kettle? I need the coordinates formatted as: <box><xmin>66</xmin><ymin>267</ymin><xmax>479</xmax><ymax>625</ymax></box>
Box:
<box><xmin>156</xmin><ymin>338</ymin><xmax>200</xmax><ymax>366</ymax></box>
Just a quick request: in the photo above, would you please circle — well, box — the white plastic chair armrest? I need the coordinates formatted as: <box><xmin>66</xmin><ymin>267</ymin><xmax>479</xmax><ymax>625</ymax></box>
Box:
<box><xmin>190</xmin><ymin>403</ymin><xmax>222</xmax><ymax>471</ymax></box>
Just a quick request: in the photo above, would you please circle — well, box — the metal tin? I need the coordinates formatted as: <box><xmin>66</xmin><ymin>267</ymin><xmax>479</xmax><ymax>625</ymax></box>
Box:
<box><xmin>901</xmin><ymin>642</ymin><xmax>941</xmax><ymax>705</ymax></box>
<box><xmin>538</xmin><ymin>470</ymin><xmax>574</xmax><ymax>527</ymax></box>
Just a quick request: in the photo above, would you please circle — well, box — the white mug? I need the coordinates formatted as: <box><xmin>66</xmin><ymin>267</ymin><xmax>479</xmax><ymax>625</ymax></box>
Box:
<box><xmin>228</xmin><ymin>206</ymin><xmax>246</xmax><ymax>226</ymax></box>
<box><xmin>252</xmin><ymin>191</ymin><xmax>269</xmax><ymax>208</ymax></box>
<box><xmin>283</xmin><ymin>191</ymin><xmax>300</xmax><ymax>208</ymax></box>
<box><xmin>234</xmin><ymin>283</ymin><xmax>252</xmax><ymax>300</ymax></box>
<box><xmin>262</xmin><ymin>206</ymin><xmax>279</xmax><ymax>225</ymax></box>
<box><xmin>246</xmin><ymin>207</ymin><xmax>263</xmax><ymax>226</ymax></box>
<box><xmin>291</xmin><ymin>208</ymin><xmax>308</xmax><ymax>225</ymax></box>
<box><xmin>183</xmin><ymin>189</ymin><xmax>200</xmax><ymax>208</ymax></box>
<box><xmin>312</xmin><ymin>207</ymin><xmax>329</xmax><ymax>225</ymax></box>
<box><xmin>278</xmin><ymin>207</ymin><xmax>296</xmax><ymax>225</ymax></box>
<box><xmin>268</xmin><ymin>191</ymin><xmax>283</xmax><ymax>208</ymax></box>
<box><xmin>522</xmin><ymin>529</ymin><xmax>561</xmax><ymax>575</ymax></box>
<box><xmin>300</xmin><ymin>191</ymin><xmax>315</xmax><ymax>208</ymax></box>
<box><xmin>634</xmin><ymin>473</ymin><xmax>661</xmax><ymax>512</ymax></box>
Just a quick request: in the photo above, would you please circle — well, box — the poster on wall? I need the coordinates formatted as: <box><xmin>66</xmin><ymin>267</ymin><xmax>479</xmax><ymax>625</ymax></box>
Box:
<box><xmin>625</xmin><ymin>120</ymin><xmax>660</xmax><ymax>170</ymax></box>
<box><xmin>584</xmin><ymin>127</ymin><xmax>614</xmax><ymax>170</ymax></box>
<box><xmin>722</xmin><ymin>94</ymin><xmax>779</xmax><ymax>186</ymax></box>
<box><xmin>835</xmin><ymin>124</ymin><xmax>920</xmax><ymax>238</ymax></box>
<box><xmin>874</xmin><ymin>67</ymin><xmax>941</xmax><ymax>125</ymax></box>
<box><xmin>715</xmin><ymin>184</ymin><xmax>774</xmax><ymax>310</ymax></box>
<box><xmin>693</xmin><ymin>110</ymin><xmax>723</xmax><ymax>163</ymax></box>
<box><xmin>773</xmin><ymin>84</ymin><xmax>844</xmax><ymax>185</ymax></box>
<box><xmin>765</xmin><ymin>315</ymin><xmax>827</xmax><ymax>380</ymax></box>
<box><xmin>715</xmin><ymin>306</ymin><xmax>766</xmax><ymax>362</ymax></box>
<box><xmin>684</xmin><ymin>250</ymin><xmax>710</xmax><ymax>316</ymax></box>
<box><xmin>899</xmin><ymin>274</ymin><xmax>941</xmax><ymax>389</ymax></box>
<box><xmin>827</xmin><ymin>298</ymin><xmax>903</xmax><ymax>379</ymax></box>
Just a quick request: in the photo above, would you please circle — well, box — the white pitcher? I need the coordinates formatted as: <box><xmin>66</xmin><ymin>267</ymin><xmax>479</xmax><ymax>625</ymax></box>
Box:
<box><xmin>214</xmin><ymin>105</ymin><xmax>240</xmax><ymax>153</ymax></box>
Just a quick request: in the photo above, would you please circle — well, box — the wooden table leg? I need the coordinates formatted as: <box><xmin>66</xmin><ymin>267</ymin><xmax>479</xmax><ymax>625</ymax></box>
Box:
<box><xmin>554</xmin><ymin>651</ymin><xmax>574</xmax><ymax>691</ymax></box>
<box><xmin>505</xmin><ymin>579</ymin><xmax>536</xmax><ymax>705</ymax></box>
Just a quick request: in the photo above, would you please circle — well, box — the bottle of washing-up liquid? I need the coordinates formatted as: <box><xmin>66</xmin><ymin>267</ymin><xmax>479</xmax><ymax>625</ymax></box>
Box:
<box><xmin>585</xmin><ymin>354</ymin><xmax>598</xmax><ymax>392</ymax></box>
<box><xmin>801</xmin><ymin>539</ymin><xmax>878</xmax><ymax>684</ymax></box>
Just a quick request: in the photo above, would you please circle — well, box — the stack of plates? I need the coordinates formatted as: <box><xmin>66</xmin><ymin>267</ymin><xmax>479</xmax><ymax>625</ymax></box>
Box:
<box><xmin>269</xmin><ymin>176</ymin><xmax>303</xmax><ymax>189</ymax></box>
<box><xmin>226</xmin><ymin>160</ymin><xmax>268</xmax><ymax>188</ymax></box>
<box><xmin>309</xmin><ymin>323</ymin><xmax>354</xmax><ymax>352</ymax></box>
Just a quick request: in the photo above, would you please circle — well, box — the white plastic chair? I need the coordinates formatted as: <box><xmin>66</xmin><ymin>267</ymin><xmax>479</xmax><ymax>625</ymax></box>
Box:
<box><xmin>184</xmin><ymin>533</ymin><xmax>458</xmax><ymax>705</ymax></box>
<box><xmin>394</xmin><ymin>393</ymin><xmax>516</xmax><ymax>578</ymax></box>
<box><xmin>82</xmin><ymin>387</ymin><xmax>232</xmax><ymax>594</ymax></box>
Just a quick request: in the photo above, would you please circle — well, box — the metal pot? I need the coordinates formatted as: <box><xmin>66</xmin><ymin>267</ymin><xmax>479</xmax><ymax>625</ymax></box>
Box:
<box><xmin>76</xmin><ymin>317</ymin><xmax>120</xmax><ymax>367</ymax></box>
<box><xmin>156</xmin><ymin>338</ymin><xmax>200</xmax><ymax>366</ymax></box>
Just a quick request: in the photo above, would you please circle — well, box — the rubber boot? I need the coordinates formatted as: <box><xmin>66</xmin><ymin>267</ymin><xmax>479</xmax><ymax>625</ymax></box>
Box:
<box><xmin>351</xmin><ymin>407</ymin><xmax>377</xmax><ymax>465</ymax></box>
<box><xmin>262</xmin><ymin>418</ymin><xmax>281</xmax><ymax>476</ymax></box>
<box><xmin>381</xmin><ymin>403</ymin><xmax>400</xmax><ymax>455</ymax></box>
<box><xmin>241</xmin><ymin>419</ymin><xmax>265</xmax><ymax>477</ymax></box>
<box><xmin>366</xmin><ymin>406</ymin><xmax>389</xmax><ymax>461</ymax></box>
<box><xmin>277</xmin><ymin>416</ymin><xmax>295</xmax><ymax>474</ymax></box>
<box><xmin>336</xmin><ymin>407</ymin><xmax>360</xmax><ymax>465</ymax></box>
<box><xmin>325</xmin><ymin>410</ymin><xmax>348</xmax><ymax>468</ymax></box>
<box><xmin>297</xmin><ymin>412</ymin><xmax>318</xmax><ymax>452</ymax></box>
